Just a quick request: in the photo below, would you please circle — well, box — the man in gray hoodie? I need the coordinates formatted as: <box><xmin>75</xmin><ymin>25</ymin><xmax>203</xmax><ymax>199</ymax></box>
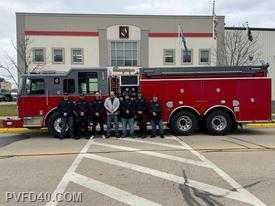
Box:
<box><xmin>104</xmin><ymin>91</ymin><xmax>120</xmax><ymax>138</ymax></box>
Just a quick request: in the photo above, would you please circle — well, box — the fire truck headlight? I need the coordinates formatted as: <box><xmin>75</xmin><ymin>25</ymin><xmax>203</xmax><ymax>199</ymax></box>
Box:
<box><xmin>7</xmin><ymin>122</ymin><xmax>13</xmax><ymax>126</ymax></box>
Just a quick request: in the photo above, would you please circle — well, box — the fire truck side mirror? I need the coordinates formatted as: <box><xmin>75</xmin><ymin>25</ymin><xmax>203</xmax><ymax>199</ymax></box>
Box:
<box><xmin>26</xmin><ymin>78</ymin><xmax>31</xmax><ymax>94</ymax></box>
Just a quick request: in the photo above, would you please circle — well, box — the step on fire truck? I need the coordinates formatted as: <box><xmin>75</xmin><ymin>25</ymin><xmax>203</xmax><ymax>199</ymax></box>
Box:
<box><xmin>2</xmin><ymin>64</ymin><xmax>272</xmax><ymax>136</ymax></box>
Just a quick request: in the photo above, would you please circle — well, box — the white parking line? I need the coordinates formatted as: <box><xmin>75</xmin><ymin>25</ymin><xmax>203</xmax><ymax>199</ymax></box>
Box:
<box><xmin>47</xmin><ymin>138</ymin><xmax>162</xmax><ymax>206</ymax></box>
<box><xmin>84</xmin><ymin>153</ymin><xmax>261</xmax><ymax>205</ymax></box>
<box><xmin>70</xmin><ymin>172</ymin><xmax>162</xmax><ymax>206</ymax></box>
<box><xmin>46</xmin><ymin>139</ymin><xmax>95</xmax><ymax>206</ymax></box>
<box><xmin>92</xmin><ymin>141</ymin><xmax>211</xmax><ymax>168</ymax></box>
<box><xmin>47</xmin><ymin>136</ymin><xmax>266</xmax><ymax>206</ymax></box>
<box><xmin>173</xmin><ymin>136</ymin><xmax>266</xmax><ymax>206</ymax></box>
<box><xmin>122</xmin><ymin>138</ymin><xmax>190</xmax><ymax>150</ymax></box>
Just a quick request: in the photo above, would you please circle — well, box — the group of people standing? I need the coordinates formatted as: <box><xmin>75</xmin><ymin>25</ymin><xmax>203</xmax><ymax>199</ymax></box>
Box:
<box><xmin>57</xmin><ymin>91</ymin><xmax>164</xmax><ymax>140</ymax></box>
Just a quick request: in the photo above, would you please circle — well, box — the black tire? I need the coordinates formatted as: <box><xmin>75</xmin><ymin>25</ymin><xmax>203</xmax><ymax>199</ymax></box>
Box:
<box><xmin>206</xmin><ymin>110</ymin><xmax>233</xmax><ymax>135</ymax></box>
<box><xmin>170</xmin><ymin>111</ymin><xmax>198</xmax><ymax>135</ymax></box>
<box><xmin>47</xmin><ymin>112</ymin><xmax>63</xmax><ymax>138</ymax></box>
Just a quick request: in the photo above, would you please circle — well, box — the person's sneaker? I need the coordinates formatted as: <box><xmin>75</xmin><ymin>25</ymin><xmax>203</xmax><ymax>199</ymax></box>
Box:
<box><xmin>101</xmin><ymin>134</ymin><xmax>106</xmax><ymax>139</ymax></box>
<box><xmin>142</xmin><ymin>135</ymin><xmax>146</xmax><ymax>139</ymax></box>
<box><xmin>74</xmin><ymin>137</ymin><xmax>80</xmax><ymax>140</ymax></box>
<box><xmin>160</xmin><ymin>135</ymin><xmax>164</xmax><ymax>138</ymax></box>
<box><xmin>89</xmin><ymin>135</ymin><xmax>95</xmax><ymax>139</ymax></box>
<box><xmin>151</xmin><ymin>135</ymin><xmax>156</xmax><ymax>138</ymax></box>
<box><xmin>106</xmin><ymin>135</ymin><xmax>110</xmax><ymax>139</ymax></box>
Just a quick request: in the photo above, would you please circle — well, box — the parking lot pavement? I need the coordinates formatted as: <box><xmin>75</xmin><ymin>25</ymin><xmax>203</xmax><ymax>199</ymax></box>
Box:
<box><xmin>0</xmin><ymin>128</ymin><xmax>275</xmax><ymax>206</ymax></box>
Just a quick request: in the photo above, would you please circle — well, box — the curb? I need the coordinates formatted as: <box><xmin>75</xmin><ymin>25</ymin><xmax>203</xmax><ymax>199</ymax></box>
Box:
<box><xmin>0</xmin><ymin>128</ymin><xmax>48</xmax><ymax>133</ymax></box>
<box><xmin>246</xmin><ymin>123</ymin><xmax>275</xmax><ymax>127</ymax></box>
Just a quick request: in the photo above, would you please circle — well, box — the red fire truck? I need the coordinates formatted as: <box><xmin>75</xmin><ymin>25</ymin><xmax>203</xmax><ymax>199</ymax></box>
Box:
<box><xmin>2</xmin><ymin>64</ymin><xmax>272</xmax><ymax>136</ymax></box>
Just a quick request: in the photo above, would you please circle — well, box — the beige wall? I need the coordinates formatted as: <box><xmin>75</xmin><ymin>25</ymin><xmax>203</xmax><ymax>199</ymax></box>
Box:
<box><xmin>149</xmin><ymin>37</ymin><xmax>216</xmax><ymax>67</ymax></box>
<box><xmin>0</xmin><ymin>82</ymin><xmax>12</xmax><ymax>91</ymax></box>
<box><xmin>27</xmin><ymin>35</ymin><xmax>99</xmax><ymax>71</ymax></box>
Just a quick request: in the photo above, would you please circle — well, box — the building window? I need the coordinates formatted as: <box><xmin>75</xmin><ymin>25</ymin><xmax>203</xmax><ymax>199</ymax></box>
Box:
<box><xmin>182</xmin><ymin>49</ymin><xmax>193</xmax><ymax>64</ymax></box>
<box><xmin>199</xmin><ymin>49</ymin><xmax>210</xmax><ymax>64</ymax></box>
<box><xmin>63</xmin><ymin>79</ymin><xmax>75</xmax><ymax>94</ymax></box>
<box><xmin>26</xmin><ymin>78</ymin><xmax>45</xmax><ymax>95</ymax></box>
<box><xmin>164</xmin><ymin>49</ymin><xmax>175</xmax><ymax>64</ymax></box>
<box><xmin>53</xmin><ymin>48</ymin><xmax>65</xmax><ymax>64</ymax></box>
<box><xmin>72</xmin><ymin>48</ymin><xmax>83</xmax><ymax>64</ymax></box>
<box><xmin>78</xmin><ymin>72</ymin><xmax>98</xmax><ymax>94</ymax></box>
<box><xmin>33</xmin><ymin>48</ymin><xmax>45</xmax><ymax>63</ymax></box>
<box><xmin>111</xmin><ymin>42</ymin><xmax>137</xmax><ymax>66</ymax></box>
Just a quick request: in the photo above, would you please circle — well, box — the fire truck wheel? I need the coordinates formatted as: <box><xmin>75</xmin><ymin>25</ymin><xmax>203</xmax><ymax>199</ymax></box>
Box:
<box><xmin>206</xmin><ymin>110</ymin><xmax>233</xmax><ymax>135</ymax></box>
<box><xmin>47</xmin><ymin>112</ymin><xmax>64</xmax><ymax>138</ymax></box>
<box><xmin>170</xmin><ymin>111</ymin><xmax>198</xmax><ymax>135</ymax></box>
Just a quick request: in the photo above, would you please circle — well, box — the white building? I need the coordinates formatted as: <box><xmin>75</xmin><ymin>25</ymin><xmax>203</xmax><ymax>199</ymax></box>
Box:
<box><xmin>225</xmin><ymin>27</ymin><xmax>275</xmax><ymax>101</ymax></box>
<box><xmin>16</xmin><ymin>13</ymin><xmax>224</xmax><ymax>74</ymax></box>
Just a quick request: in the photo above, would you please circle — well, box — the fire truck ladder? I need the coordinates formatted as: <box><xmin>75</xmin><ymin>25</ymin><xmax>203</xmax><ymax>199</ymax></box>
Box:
<box><xmin>141</xmin><ymin>64</ymin><xmax>269</xmax><ymax>77</ymax></box>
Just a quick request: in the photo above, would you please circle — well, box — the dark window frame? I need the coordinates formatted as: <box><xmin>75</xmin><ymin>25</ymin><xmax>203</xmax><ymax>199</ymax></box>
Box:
<box><xmin>163</xmin><ymin>49</ymin><xmax>175</xmax><ymax>65</ymax></box>
<box><xmin>33</xmin><ymin>48</ymin><xmax>45</xmax><ymax>63</ymax></box>
<box><xmin>78</xmin><ymin>72</ymin><xmax>99</xmax><ymax>94</ymax></box>
<box><xmin>63</xmin><ymin>79</ymin><xmax>75</xmax><ymax>94</ymax></box>
<box><xmin>111</xmin><ymin>41</ymin><xmax>138</xmax><ymax>67</ymax></box>
<box><xmin>71</xmin><ymin>48</ymin><xmax>84</xmax><ymax>64</ymax></box>
<box><xmin>26</xmin><ymin>78</ymin><xmax>45</xmax><ymax>95</ymax></box>
<box><xmin>52</xmin><ymin>48</ymin><xmax>65</xmax><ymax>64</ymax></box>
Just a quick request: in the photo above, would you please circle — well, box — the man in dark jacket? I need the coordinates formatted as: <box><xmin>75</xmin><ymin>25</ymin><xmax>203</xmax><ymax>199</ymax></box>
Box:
<box><xmin>57</xmin><ymin>92</ymin><xmax>75</xmax><ymax>140</ymax></box>
<box><xmin>75</xmin><ymin>94</ymin><xmax>89</xmax><ymax>139</ymax></box>
<box><xmin>150</xmin><ymin>95</ymin><xmax>164</xmax><ymax>138</ymax></box>
<box><xmin>120</xmin><ymin>94</ymin><xmax>135</xmax><ymax>137</ymax></box>
<box><xmin>135</xmin><ymin>92</ymin><xmax>147</xmax><ymax>138</ymax></box>
<box><xmin>91</xmin><ymin>91</ymin><xmax>105</xmax><ymax>138</ymax></box>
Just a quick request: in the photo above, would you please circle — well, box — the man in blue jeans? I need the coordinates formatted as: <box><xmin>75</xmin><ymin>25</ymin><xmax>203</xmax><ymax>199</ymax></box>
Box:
<box><xmin>120</xmin><ymin>94</ymin><xmax>135</xmax><ymax>138</ymax></box>
<box><xmin>150</xmin><ymin>95</ymin><xmax>164</xmax><ymax>138</ymax></box>
<box><xmin>57</xmin><ymin>92</ymin><xmax>75</xmax><ymax>140</ymax></box>
<box><xmin>104</xmin><ymin>91</ymin><xmax>120</xmax><ymax>138</ymax></box>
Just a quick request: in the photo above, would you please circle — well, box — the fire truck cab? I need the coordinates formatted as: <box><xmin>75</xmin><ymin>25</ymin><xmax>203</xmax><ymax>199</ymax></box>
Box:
<box><xmin>15</xmin><ymin>68</ymin><xmax>109</xmax><ymax>136</ymax></box>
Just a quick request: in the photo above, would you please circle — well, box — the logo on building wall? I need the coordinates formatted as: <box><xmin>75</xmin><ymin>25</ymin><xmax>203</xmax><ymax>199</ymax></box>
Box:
<box><xmin>119</xmin><ymin>26</ymin><xmax>129</xmax><ymax>39</ymax></box>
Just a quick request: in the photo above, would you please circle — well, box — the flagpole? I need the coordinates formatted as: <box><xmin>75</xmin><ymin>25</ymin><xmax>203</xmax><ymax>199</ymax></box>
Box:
<box><xmin>212</xmin><ymin>0</ymin><xmax>218</xmax><ymax>65</ymax></box>
<box><xmin>177</xmin><ymin>24</ymin><xmax>180</xmax><ymax>66</ymax></box>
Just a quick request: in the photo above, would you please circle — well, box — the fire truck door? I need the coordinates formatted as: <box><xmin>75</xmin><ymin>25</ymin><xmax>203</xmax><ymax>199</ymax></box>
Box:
<box><xmin>23</xmin><ymin>77</ymin><xmax>47</xmax><ymax>127</ymax></box>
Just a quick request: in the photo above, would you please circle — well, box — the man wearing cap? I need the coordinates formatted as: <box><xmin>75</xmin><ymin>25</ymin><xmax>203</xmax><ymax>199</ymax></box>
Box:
<box><xmin>120</xmin><ymin>94</ymin><xmax>135</xmax><ymax>138</ymax></box>
<box><xmin>104</xmin><ymin>91</ymin><xmax>120</xmax><ymax>138</ymax></box>
<box><xmin>150</xmin><ymin>95</ymin><xmax>164</xmax><ymax>138</ymax></box>
<box><xmin>57</xmin><ymin>92</ymin><xmax>75</xmax><ymax>139</ymax></box>
<box><xmin>75</xmin><ymin>93</ymin><xmax>89</xmax><ymax>139</ymax></box>
<box><xmin>135</xmin><ymin>92</ymin><xmax>148</xmax><ymax>138</ymax></box>
<box><xmin>91</xmin><ymin>91</ymin><xmax>105</xmax><ymax>138</ymax></box>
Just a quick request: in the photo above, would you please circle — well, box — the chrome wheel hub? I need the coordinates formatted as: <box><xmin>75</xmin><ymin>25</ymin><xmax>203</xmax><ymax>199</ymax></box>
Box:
<box><xmin>177</xmin><ymin>116</ymin><xmax>192</xmax><ymax>131</ymax></box>
<box><xmin>212</xmin><ymin>115</ymin><xmax>227</xmax><ymax>131</ymax></box>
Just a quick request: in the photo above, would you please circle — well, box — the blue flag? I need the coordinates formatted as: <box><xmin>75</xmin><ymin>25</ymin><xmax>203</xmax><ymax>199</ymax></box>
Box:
<box><xmin>179</xmin><ymin>25</ymin><xmax>188</xmax><ymax>53</ymax></box>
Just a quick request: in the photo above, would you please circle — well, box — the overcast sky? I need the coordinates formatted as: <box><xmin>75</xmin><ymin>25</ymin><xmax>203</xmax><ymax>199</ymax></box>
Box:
<box><xmin>1</xmin><ymin>0</ymin><xmax>275</xmax><ymax>80</ymax></box>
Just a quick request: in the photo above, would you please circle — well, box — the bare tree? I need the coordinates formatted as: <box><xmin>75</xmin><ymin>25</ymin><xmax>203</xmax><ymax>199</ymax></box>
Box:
<box><xmin>0</xmin><ymin>35</ymin><xmax>47</xmax><ymax>86</ymax></box>
<box><xmin>216</xmin><ymin>27</ymin><xmax>262</xmax><ymax>66</ymax></box>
